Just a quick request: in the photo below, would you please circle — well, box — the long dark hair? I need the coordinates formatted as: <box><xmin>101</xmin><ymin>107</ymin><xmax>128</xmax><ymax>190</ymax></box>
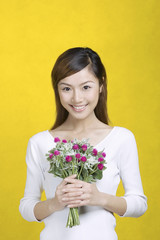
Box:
<box><xmin>50</xmin><ymin>47</ymin><xmax>112</xmax><ymax>130</ymax></box>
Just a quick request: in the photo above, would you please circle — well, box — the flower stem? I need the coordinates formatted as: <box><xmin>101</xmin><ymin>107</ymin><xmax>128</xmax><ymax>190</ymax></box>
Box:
<box><xmin>90</xmin><ymin>164</ymin><xmax>98</xmax><ymax>175</ymax></box>
<box><xmin>77</xmin><ymin>163</ymin><xmax>83</xmax><ymax>180</ymax></box>
<box><xmin>66</xmin><ymin>207</ymin><xmax>80</xmax><ymax>228</ymax></box>
<box><xmin>57</xmin><ymin>156</ymin><xmax>68</xmax><ymax>178</ymax></box>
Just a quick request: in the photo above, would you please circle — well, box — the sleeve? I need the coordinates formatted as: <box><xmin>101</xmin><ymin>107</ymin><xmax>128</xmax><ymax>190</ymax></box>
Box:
<box><xmin>117</xmin><ymin>130</ymin><xmax>148</xmax><ymax>218</ymax></box>
<box><xmin>19</xmin><ymin>138</ymin><xmax>44</xmax><ymax>222</ymax></box>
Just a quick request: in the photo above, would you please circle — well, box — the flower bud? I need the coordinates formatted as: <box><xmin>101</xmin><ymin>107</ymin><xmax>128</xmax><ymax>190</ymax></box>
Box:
<box><xmin>66</xmin><ymin>155</ymin><xmax>72</xmax><ymax>162</ymax></box>
<box><xmin>54</xmin><ymin>150</ymin><xmax>60</xmax><ymax>155</ymax></box>
<box><xmin>73</xmin><ymin>144</ymin><xmax>79</xmax><ymax>150</ymax></box>
<box><xmin>54</xmin><ymin>137</ymin><xmax>60</xmax><ymax>142</ymax></box>
<box><xmin>92</xmin><ymin>148</ymin><xmax>98</xmax><ymax>156</ymax></box>
<box><xmin>81</xmin><ymin>144</ymin><xmax>87</xmax><ymax>151</ymax></box>
<box><xmin>98</xmin><ymin>157</ymin><xmax>104</xmax><ymax>162</ymax></box>
<box><xmin>49</xmin><ymin>153</ymin><xmax>54</xmax><ymax>159</ymax></box>
<box><xmin>98</xmin><ymin>163</ymin><xmax>104</xmax><ymax>170</ymax></box>
<box><xmin>81</xmin><ymin>156</ymin><xmax>87</xmax><ymax>162</ymax></box>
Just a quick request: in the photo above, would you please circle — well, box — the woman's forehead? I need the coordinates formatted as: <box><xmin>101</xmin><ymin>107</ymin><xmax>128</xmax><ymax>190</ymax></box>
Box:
<box><xmin>58</xmin><ymin>66</ymin><xmax>98</xmax><ymax>86</ymax></box>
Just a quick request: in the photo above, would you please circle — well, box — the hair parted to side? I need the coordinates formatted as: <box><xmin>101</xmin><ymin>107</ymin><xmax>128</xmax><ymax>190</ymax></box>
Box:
<box><xmin>50</xmin><ymin>47</ymin><xmax>112</xmax><ymax>130</ymax></box>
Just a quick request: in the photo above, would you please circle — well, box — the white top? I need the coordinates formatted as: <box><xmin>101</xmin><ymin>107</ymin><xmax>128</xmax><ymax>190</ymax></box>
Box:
<box><xmin>19</xmin><ymin>126</ymin><xmax>147</xmax><ymax>240</ymax></box>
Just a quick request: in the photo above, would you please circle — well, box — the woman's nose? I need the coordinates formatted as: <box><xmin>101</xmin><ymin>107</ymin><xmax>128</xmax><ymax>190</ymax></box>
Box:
<box><xmin>72</xmin><ymin>90</ymin><xmax>83</xmax><ymax>103</ymax></box>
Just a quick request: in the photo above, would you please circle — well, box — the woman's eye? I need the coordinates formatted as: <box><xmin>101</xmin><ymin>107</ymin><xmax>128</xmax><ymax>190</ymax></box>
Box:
<box><xmin>62</xmin><ymin>86</ymin><xmax>91</xmax><ymax>91</ymax></box>
<box><xmin>83</xmin><ymin>85</ymin><xmax>91</xmax><ymax>90</ymax></box>
<box><xmin>62</xmin><ymin>87</ymin><xmax>70</xmax><ymax>91</ymax></box>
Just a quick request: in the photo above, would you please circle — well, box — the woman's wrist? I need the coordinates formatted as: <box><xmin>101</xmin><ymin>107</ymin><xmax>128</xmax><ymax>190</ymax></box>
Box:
<box><xmin>48</xmin><ymin>197</ymin><xmax>59</xmax><ymax>213</ymax></box>
<box><xmin>97</xmin><ymin>192</ymin><xmax>127</xmax><ymax>216</ymax></box>
<box><xmin>97</xmin><ymin>192</ymin><xmax>109</xmax><ymax>208</ymax></box>
<box><xmin>34</xmin><ymin>197</ymin><xmax>59</xmax><ymax>221</ymax></box>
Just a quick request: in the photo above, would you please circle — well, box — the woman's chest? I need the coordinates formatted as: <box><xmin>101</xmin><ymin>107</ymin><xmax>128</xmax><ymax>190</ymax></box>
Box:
<box><xmin>48</xmin><ymin>127</ymin><xmax>113</xmax><ymax>147</ymax></box>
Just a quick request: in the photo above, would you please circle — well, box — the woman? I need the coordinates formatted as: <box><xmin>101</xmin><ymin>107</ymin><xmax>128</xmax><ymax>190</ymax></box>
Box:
<box><xmin>19</xmin><ymin>47</ymin><xmax>147</xmax><ymax>240</ymax></box>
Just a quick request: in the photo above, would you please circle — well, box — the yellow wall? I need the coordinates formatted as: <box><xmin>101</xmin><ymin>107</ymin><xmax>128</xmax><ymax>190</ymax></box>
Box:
<box><xmin>0</xmin><ymin>0</ymin><xmax>159</xmax><ymax>239</ymax></box>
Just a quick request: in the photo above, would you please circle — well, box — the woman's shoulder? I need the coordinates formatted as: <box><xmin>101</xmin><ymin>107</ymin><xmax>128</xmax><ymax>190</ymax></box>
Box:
<box><xmin>115</xmin><ymin>126</ymin><xmax>135</xmax><ymax>135</ymax></box>
<box><xmin>28</xmin><ymin>130</ymin><xmax>49</xmax><ymax>145</ymax></box>
<box><xmin>114</xmin><ymin>126</ymin><xmax>137</xmax><ymax>149</ymax></box>
<box><xmin>114</xmin><ymin>126</ymin><xmax>136</xmax><ymax>141</ymax></box>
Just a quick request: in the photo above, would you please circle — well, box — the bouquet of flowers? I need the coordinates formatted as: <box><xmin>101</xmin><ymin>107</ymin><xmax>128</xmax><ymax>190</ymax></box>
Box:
<box><xmin>45</xmin><ymin>136</ymin><xmax>107</xmax><ymax>228</ymax></box>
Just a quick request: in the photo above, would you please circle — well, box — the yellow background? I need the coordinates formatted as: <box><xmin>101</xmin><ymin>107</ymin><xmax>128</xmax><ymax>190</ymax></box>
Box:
<box><xmin>0</xmin><ymin>0</ymin><xmax>159</xmax><ymax>239</ymax></box>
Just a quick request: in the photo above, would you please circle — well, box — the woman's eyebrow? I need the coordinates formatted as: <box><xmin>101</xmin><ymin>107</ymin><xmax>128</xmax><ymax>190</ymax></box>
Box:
<box><xmin>59</xmin><ymin>81</ymin><xmax>95</xmax><ymax>86</ymax></box>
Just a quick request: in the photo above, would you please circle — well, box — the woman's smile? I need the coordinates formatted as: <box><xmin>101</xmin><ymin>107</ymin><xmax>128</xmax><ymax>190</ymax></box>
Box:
<box><xmin>70</xmin><ymin>104</ymin><xmax>88</xmax><ymax>112</ymax></box>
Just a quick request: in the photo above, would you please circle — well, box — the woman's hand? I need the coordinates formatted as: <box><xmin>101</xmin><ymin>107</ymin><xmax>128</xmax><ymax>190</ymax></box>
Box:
<box><xmin>53</xmin><ymin>174</ymin><xmax>84</xmax><ymax>211</ymax></box>
<box><xmin>61</xmin><ymin>175</ymin><xmax>103</xmax><ymax>208</ymax></box>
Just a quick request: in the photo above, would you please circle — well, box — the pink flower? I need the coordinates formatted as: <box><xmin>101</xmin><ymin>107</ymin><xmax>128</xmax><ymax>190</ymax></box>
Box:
<box><xmin>62</xmin><ymin>139</ymin><xmax>67</xmax><ymax>143</ymax></box>
<box><xmin>81</xmin><ymin>144</ymin><xmax>87</xmax><ymax>151</ymax></box>
<box><xmin>54</xmin><ymin>137</ymin><xmax>60</xmax><ymax>143</ymax></box>
<box><xmin>81</xmin><ymin>156</ymin><xmax>87</xmax><ymax>162</ymax></box>
<box><xmin>54</xmin><ymin>150</ymin><xmax>60</xmax><ymax>155</ymax></box>
<box><xmin>49</xmin><ymin>153</ymin><xmax>54</xmax><ymax>159</ymax></box>
<box><xmin>98</xmin><ymin>163</ymin><xmax>104</xmax><ymax>170</ymax></box>
<box><xmin>92</xmin><ymin>148</ymin><xmax>98</xmax><ymax>156</ymax></box>
<box><xmin>66</xmin><ymin>155</ymin><xmax>72</xmax><ymax>162</ymax></box>
<box><xmin>73</xmin><ymin>144</ymin><xmax>79</xmax><ymax>150</ymax></box>
<box><xmin>102</xmin><ymin>152</ymin><xmax>106</xmax><ymax>157</ymax></box>
<box><xmin>98</xmin><ymin>157</ymin><xmax>104</xmax><ymax>162</ymax></box>
<box><xmin>75</xmin><ymin>153</ymin><xmax>81</xmax><ymax>159</ymax></box>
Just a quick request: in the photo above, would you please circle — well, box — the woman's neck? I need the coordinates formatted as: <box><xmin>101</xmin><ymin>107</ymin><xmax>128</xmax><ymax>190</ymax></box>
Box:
<box><xmin>60</xmin><ymin>113</ymin><xmax>102</xmax><ymax>134</ymax></box>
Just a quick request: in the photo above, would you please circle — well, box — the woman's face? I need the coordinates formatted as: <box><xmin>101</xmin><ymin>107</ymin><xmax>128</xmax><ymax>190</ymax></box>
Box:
<box><xmin>57</xmin><ymin>65</ymin><xmax>103</xmax><ymax>120</ymax></box>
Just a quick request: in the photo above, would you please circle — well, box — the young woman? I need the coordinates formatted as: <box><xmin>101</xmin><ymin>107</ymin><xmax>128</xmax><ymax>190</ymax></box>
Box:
<box><xmin>19</xmin><ymin>47</ymin><xmax>147</xmax><ymax>240</ymax></box>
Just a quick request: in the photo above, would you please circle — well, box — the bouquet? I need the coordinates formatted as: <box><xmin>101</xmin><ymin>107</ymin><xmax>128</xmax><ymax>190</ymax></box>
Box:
<box><xmin>45</xmin><ymin>136</ymin><xmax>107</xmax><ymax>228</ymax></box>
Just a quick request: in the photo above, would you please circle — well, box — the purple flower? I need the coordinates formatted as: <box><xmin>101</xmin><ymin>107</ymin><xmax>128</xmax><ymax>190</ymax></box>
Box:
<box><xmin>49</xmin><ymin>153</ymin><xmax>54</xmax><ymax>159</ymax></box>
<box><xmin>54</xmin><ymin>137</ymin><xmax>60</xmax><ymax>143</ymax></box>
<box><xmin>62</xmin><ymin>139</ymin><xmax>67</xmax><ymax>143</ymax></box>
<box><xmin>102</xmin><ymin>152</ymin><xmax>106</xmax><ymax>157</ymax></box>
<box><xmin>81</xmin><ymin>156</ymin><xmax>87</xmax><ymax>162</ymax></box>
<box><xmin>75</xmin><ymin>153</ymin><xmax>81</xmax><ymax>159</ymax></box>
<box><xmin>98</xmin><ymin>163</ymin><xmax>104</xmax><ymax>170</ymax></box>
<box><xmin>98</xmin><ymin>157</ymin><xmax>104</xmax><ymax>162</ymax></box>
<box><xmin>73</xmin><ymin>144</ymin><xmax>79</xmax><ymax>150</ymax></box>
<box><xmin>54</xmin><ymin>150</ymin><xmax>60</xmax><ymax>155</ymax></box>
<box><xmin>66</xmin><ymin>155</ymin><xmax>72</xmax><ymax>162</ymax></box>
<box><xmin>81</xmin><ymin>144</ymin><xmax>87</xmax><ymax>151</ymax></box>
<box><xmin>92</xmin><ymin>148</ymin><xmax>98</xmax><ymax>156</ymax></box>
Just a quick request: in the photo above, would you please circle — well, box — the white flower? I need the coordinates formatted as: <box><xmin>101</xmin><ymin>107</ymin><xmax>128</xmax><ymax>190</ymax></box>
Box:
<box><xmin>87</xmin><ymin>156</ymin><xmax>98</xmax><ymax>164</ymax></box>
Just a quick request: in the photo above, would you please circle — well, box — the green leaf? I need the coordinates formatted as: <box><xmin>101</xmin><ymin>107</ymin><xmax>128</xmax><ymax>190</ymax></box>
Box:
<box><xmin>93</xmin><ymin>170</ymin><xmax>102</xmax><ymax>180</ymax></box>
<box><xmin>85</xmin><ymin>175</ymin><xmax>93</xmax><ymax>183</ymax></box>
<box><xmin>82</xmin><ymin>168</ymin><xmax>88</xmax><ymax>179</ymax></box>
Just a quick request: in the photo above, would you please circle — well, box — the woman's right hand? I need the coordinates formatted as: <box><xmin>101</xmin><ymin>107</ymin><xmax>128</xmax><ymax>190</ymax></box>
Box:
<box><xmin>34</xmin><ymin>174</ymin><xmax>83</xmax><ymax>221</ymax></box>
<box><xmin>52</xmin><ymin>174</ymin><xmax>83</xmax><ymax>212</ymax></box>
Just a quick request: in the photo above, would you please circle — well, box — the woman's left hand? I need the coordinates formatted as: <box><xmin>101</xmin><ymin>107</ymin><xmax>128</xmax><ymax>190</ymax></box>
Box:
<box><xmin>62</xmin><ymin>176</ymin><xmax>103</xmax><ymax>208</ymax></box>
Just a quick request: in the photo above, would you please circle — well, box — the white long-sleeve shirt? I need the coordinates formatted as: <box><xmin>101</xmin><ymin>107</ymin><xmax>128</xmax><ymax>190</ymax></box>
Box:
<box><xmin>19</xmin><ymin>126</ymin><xmax>147</xmax><ymax>240</ymax></box>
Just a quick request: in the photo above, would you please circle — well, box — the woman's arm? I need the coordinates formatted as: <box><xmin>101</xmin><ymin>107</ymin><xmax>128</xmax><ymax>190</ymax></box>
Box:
<box><xmin>19</xmin><ymin>139</ymin><xmax>83</xmax><ymax>222</ymax></box>
<box><xmin>117</xmin><ymin>130</ymin><xmax>148</xmax><ymax>217</ymax></box>
<box><xmin>97</xmin><ymin>192</ymin><xmax>127</xmax><ymax>216</ymax></box>
<box><xmin>19</xmin><ymin>139</ymin><xmax>44</xmax><ymax>222</ymax></box>
<box><xmin>61</xmin><ymin>130</ymin><xmax>147</xmax><ymax>218</ymax></box>
<box><xmin>34</xmin><ymin>175</ymin><xmax>83</xmax><ymax>221</ymax></box>
<box><xmin>61</xmin><ymin>177</ymin><xmax>127</xmax><ymax>216</ymax></box>
<box><xmin>33</xmin><ymin>198</ymin><xmax>58</xmax><ymax>221</ymax></box>
<box><xmin>34</xmin><ymin>190</ymin><xmax>127</xmax><ymax>221</ymax></box>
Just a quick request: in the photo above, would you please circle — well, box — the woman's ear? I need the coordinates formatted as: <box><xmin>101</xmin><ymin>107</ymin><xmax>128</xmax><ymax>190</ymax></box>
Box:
<box><xmin>99</xmin><ymin>84</ymin><xmax>103</xmax><ymax>93</ymax></box>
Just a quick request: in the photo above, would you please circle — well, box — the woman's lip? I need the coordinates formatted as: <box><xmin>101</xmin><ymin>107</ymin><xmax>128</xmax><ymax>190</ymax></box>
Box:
<box><xmin>70</xmin><ymin>104</ymin><xmax>88</xmax><ymax>112</ymax></box>
<box><xmin>70</xmin><ymin>104</ymin><xmax>88</xmax><ymax>107</ymax></box>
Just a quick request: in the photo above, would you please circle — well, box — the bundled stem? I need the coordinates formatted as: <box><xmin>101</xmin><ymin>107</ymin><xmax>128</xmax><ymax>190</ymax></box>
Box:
<box><xmin>66</xmin><ymin>207</ymin><xmax>80</xmax><ymax>228</ymax></box>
